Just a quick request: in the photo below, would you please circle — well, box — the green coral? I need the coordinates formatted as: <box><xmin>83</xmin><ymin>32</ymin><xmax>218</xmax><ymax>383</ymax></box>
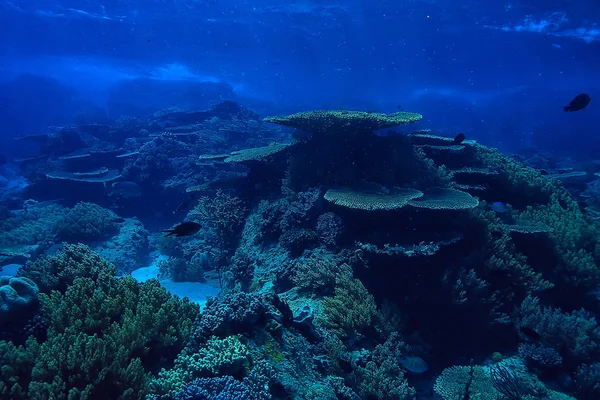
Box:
<box><xmin>0</xmin><ymin>248</ymin><xmax>198</xmax><ymax>399</ymax></box>
<box><xmin>291</xmin><ymin>250</ymin><xmax>351</xmax><ymax>295</ymax></box>
<box><xmin>354</xmin><ymin>333</ymin><xmax>415</xmax><ymax>400</ymax></box>
<box><xmin>463</xmin><ymin>207</ymin><xmax>553</xmax><ymax>322</ymax></box>
<box><xmin>191</xmin><ymin>190</ymin><xmax>246</xmax><ymax>243</ymax></box>
<box><xmin>473</xmin><ymin>144</ymin><xmax>561</xmax><ymax>200</ymax></box>
<box><xmin>318</xmin><ymin>277</ymin><xmax>377</xmax><ymax>338</ymax></box>
<box><xmin>264</xmin><ymin>109</ymin><xmax>423</xmax><ymax>136</ymax></box>
<box><xmin>55</xmin><ymin>202</ymin><xmax>119</xmax><ymax>242</ymax></box>
<box><xmin>150</xmin><ymin>335</ymin><xmax>250</xmax><ymax>398</ymax></box>
<box><xmin>0</xmin><ymin>203</ymin><xmax>67</xmax><ymax>247</ymax></box>
<box><xmin>18</xmin><ymin>243</ymin><xmax>115</xmax><ymax>294</ymax></box>
<box><xmin>519</xmin><ymin>194</ymin><xmax>600</xmax><ymax>288</ymax></box>
<box><xmin>517</xmin><ymin>296</ymin><xmax>600</xmax><ymax>367</ymax></box>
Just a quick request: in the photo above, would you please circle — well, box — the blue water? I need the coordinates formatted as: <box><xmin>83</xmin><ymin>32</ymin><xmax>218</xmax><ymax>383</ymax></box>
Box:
<box><xmin>1</xmin><ymin>0</ymin><xmax>599</xmax><ymax>154</ymax></box>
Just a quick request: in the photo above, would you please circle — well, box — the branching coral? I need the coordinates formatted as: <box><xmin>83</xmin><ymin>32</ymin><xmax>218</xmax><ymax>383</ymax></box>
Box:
<box><xmin>18</xmin><ymin>243</ymin><xmax>115</xmax><ymax>294</ymax></box>
<box><xmin>150</xmin><ymin>335</ymin><xmax>250</xmax><ymax>398</ymax></box>
<box><xmin>516</xmin><ymin>296</ymin><xmax>600</xmax><ymax>369</ymax></box>
<box><xmin>518</xmin><ymin>193</ymin><xmax>600</xmax><ymax>289</ymax></box>
<box><xmin>190</xmin><ymin>291</ymin><xmax>271</xmax><ymax>345</ymax></box>
<box><xmin>291</xmin><ymin>250</ymin><xmax>351</xmax><ymax>295</ymax></box>
<box><xmin>1</xmin><ymin>248</ymin><xmax>199</xmax><ymax>399</ymax></box>
<box><xmin>0</xmin><ymin>202</ymin><xmax>67</xmax><ymax>247</ymax></box>
<box><xmin>172</xmin><ymin>360</ymin><xmax>274</xmax><ymax>400</ymax></box>
<box><xmin>316</xmin><ymin>212</ymin><xmax>344</xmax><ymax>247</ymax></box>
<box><xmin>191</xmin><ymin>190</ymin><xmax>246</xmax><ymax>247</ymax></box>
<box><xmin>352</xmin><ymin>332</ymin><xmax>415</xmax><ymax>400</ymax></box>
<box><xmin>318</xmin><ymin>276</ymin><xmax>377</xmax><ymax>338</ymax></box>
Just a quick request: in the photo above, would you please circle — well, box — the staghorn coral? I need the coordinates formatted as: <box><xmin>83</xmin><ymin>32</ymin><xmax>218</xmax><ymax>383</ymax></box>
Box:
<box><xmin>516</xmin><ymin>296</ymin><xmax>600</xmax><ymax>369</ymax></box>
<box><xmin>473</xmin><ymin>144</ymin><xmax>561</xmax><ymax>201</ymax></box>
<box><xmin>573</xmin><ymin>363</ymin><xmax>600</xmax><ymax>399</ymax></box>
<box><xmin>191</xmin><ymin>190</ymin><xmax>246</xmax><ymax>245</ymax></box>
<box><xmin>518</xmin><ymin>343</ymin><xmax>563</xmax><ymax>370</ymax></box>
<box><xmin>318</xmin><ymin>276</ymin><xmax>377</xmax><ymax>338</ymax></box>
<box><xmin>291</xmin><ymin>250</ymin><xmax>351</xmax><ymax>295</ymax></box>
<box><xmin>352</xmin><ymin>332</ymin><xmax>415</xmax><ymax>400</ymax></box>
<box><xmin>518</xmin><ymin>193</ymin><xmax>600</xmax><ymax>289</ymax></box>
<box><xmin>0</xmin><ymin>248</ymin><xmax>199</xmax><ymax>399</ymax></box>
<box><xmin>122</xmin><ymin>136</ymin><xmax>188</xmax><ymax>184</ymax></box>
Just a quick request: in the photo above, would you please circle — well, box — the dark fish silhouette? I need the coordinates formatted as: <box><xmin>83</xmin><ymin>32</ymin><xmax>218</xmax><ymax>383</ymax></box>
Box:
<box><xmin>173</xmin><ymin>196</ymin><xmax>193</xmax><ymax>214</ymax></box>
<box><xmin>162</xmin><ymin>221</ymin><xmax>201</xmax><ymax>237</ymax></box>
<box><xmin>453</xmin><ymin>133</ymin><xmax>466</xmax><ymax>144</ymax></box>
<box><xmin>519</xmin><ymin>326</ymin><xmax>541</xmax><ymax>341</ymax></box>
<box><xmin>0</xmin><ymin>154</ymin><xmax>6</xmax><ymax>165</ymax></box>
<box><xmin>564</xmin><ymin>93</ymin><xmax>591</xmax><ymax>112</ymax></box>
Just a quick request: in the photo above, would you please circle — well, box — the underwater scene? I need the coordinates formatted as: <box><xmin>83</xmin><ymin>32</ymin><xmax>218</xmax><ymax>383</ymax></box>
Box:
<box><xmin>1</xmin><ymin>0</ymin><xmax>600</xmax><ymax>399</ymax></box>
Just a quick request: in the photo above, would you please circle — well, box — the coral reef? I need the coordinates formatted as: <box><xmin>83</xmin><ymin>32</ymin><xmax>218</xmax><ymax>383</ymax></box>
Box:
<box><xmin>0</xmin><ymin>246</ymin><xmax>198</xmax><ymax>399</ymax></box>
<box><xmin>3</xmin><ymin>104</ymin><xmax>598</xmax><ymax>400</ymax></box>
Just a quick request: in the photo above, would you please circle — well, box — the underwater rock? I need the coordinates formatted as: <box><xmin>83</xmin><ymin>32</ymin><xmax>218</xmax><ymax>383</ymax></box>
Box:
<box><xmin>293</xmin><ymin>304</ymin><xmax>316</xmax><ymax>335</ymax></box>
<box><xmin>0</xmin><ymin>276</ymin><xmax>39</xmax><ymax>321</ymax></box>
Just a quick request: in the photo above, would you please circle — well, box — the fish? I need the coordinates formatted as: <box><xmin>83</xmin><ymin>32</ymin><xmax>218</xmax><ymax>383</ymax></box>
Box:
<box><xmin>519</xmin><ymin>326</ymin><xmax>541</xmax><ymax>342</ymax></box>
<box><xmin>396</xmin><ymin>105</ymin><xmax>403</xmax><ymax>110</ymax></box>
<box><xmin>173</xmin><ymin>196</ymin><xmax>193</xmax><ymax>214</ymax></box>
<box><xmin>453</xmin><ymin>133</ymin><xmax>466</xmax><ymax>144</ymax></box>
<box><xmin>0</xmin><ymin>154</ymin><xmax>6</xmax><ymax>165</ymax></box>
<box><xmin>399</xmin><ymin>356</ymin><xmax>428</xmax><ymax>374</ymax></box>
<box><xmin>162</xmin><ymin>221</ymin><xmax>202</xmax><ymax>237</ymax></box>
<box><xmin>564</xmin><ymin>93</ymin><xmax>591</xmax><ymax>112</ymax></box>
<box><xmin>490</xmin><ymin>201</ymin><xmax>508</xmax><ymax>213</ymax></box>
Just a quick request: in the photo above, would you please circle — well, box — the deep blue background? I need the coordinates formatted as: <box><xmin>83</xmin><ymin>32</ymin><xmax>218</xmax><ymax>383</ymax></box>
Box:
<box><xmin>1</xmin><ymin>0</ymin><xmax>599</xmax><ymax>156</ymax></box>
